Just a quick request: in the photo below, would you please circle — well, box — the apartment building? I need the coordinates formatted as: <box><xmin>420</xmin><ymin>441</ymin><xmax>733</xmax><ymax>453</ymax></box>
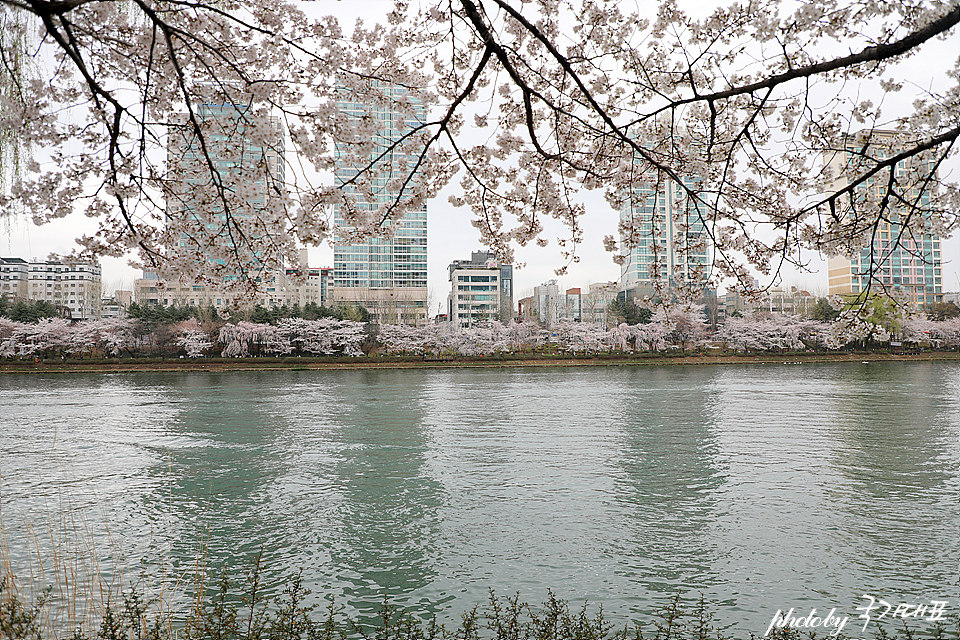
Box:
<box><xmin>618</xmin><ymin>124</ymin><xmax>713</xmax><ymax>298</ymax></box>
<box><xmin>135</xmin><ymin>265</ymin><xmax>332</xmax><ymax>311</ymax></box>
<box><xmin>825</xmin><ymin>129</ymin><xmax>943</xmax><ymax>309</ymax></box>
<box><xmin>1</xmin><ymin>257</ymin><xmax>102</xmax><ymax>320</ymax></box>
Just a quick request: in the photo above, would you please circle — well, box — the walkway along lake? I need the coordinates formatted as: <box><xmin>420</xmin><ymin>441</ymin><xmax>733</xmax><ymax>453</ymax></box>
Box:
<box><xmin>2</xmin><ymin>361</ymin><xmax>959</xmax><ymax>635</ymax></box>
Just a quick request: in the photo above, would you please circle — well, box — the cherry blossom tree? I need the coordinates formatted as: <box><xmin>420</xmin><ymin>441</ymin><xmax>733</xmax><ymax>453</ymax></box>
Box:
<box><xmin>551</xmin><ymin>320</ymin><xmax>606</xmax><ymax>353</ymax></box>
<box><xmin>278</xmin><ymin>317</ymin><xmax>366</xmax><ymax>356</ymax></box>
<box><xmin>931</xmin><ymin>318</ymin><xmax>960</xmax><ymax>349</ymax></box>
<box><xmin>1</xmin><ymin>0</ymin><xmax>957</xmax><ymax>293</ymax></box>
<box><xmin>717</xmin><ymin>314</ymin><xmax>823</xmax><ymax>351</ymax></box>
<box><xmin>632</xmin><ymin>319</ymin><xmax>671</xmax><ymax>352</ymax></box>
<box><xmin>0</xmin><ymin>318</ymin><xmax>23</xmax><ymax>357</ymax></box>
<box><xmin>70</xmin><ymin>318</ymin><xmax>139</xmax><ymax>356</ymax></box>
<box><xmin>900</xmin><ymin>316</ymin><xmax>960</xmax><ymax>348</ymax></box>
<box><xmin>174</xmin><ymin>318</ymin><xmax>214</xmax><ymax>357</ymax></box>
<box><xmin>380</xmin><ymin>320</ymin><xmax>537</xmax><ymax>356</ymax></box>
<box><xmin>649</xmin><ymin>308</ymin><xmax>709</xmax><ymax>350</ymax></box>
<box><xmin>218</xmin><ymin>321</ymin><xmax>277</xmax><ymax>357</ymax></box>
<box><xmin>3</xmin><ymin>317</ymin><xmax>72</xmax><ymax>358</ymax></box>
<box><xmin>605</xmin><ymin>323</ymin><xmax>634</xmax><ymax>352</ymax></box>
<box><xmin>421</xmin><ymin>322</ymin><xmax>477</xmax><ymax>355</ymax></box>
<box><xmin>377</xmin><ymin>323</ymin><xmax>428</xmax><ymax>355</ymax></box>
<box><xmin>502</xmin><ymin>320</ymin><xmax>542</xmax><ymax>352</ymax></box>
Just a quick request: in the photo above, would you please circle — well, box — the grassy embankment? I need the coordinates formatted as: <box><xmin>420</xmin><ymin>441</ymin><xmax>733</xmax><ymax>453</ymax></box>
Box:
<box><xmin>2</xmin><ymin>350</ymin><xmax>959</xmax><ymax>374</ymax></box>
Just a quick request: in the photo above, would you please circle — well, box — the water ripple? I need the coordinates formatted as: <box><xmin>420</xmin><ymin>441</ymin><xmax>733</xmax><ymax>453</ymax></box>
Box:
<box><xmin>1</xmin><ymin>364</ymin><xmax>958</xmax><ymax>634</ymax></box>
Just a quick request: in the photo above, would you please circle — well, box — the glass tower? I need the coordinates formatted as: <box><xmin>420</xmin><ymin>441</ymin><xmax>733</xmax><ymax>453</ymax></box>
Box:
<box><xmin>619</xmin><ymin>174</ymin><xmax>712</xmax><ymax>296</ymax></box>
<box><xmin>332</xmin><ymin>82</ymin><xmax>428</xmax><ymax>325</ymax></box>
<box><xmin>166</xmin><ymin>101</ymin><xmax>285</xmax><ymax>281</ymax></box>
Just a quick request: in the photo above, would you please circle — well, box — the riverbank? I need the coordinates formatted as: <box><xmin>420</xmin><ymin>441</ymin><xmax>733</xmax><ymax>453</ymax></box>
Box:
<box><xmin>2</xmin><ymin>350</ymin><xmax>959</xmax><ymax>373</ymax></box>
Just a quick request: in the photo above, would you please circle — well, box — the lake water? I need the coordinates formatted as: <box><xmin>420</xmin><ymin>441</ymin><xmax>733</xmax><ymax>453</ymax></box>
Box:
<box><xmin>2</xmin><ymin>362</ymin><xmax>959</xmax><ymax>636</ymax></box>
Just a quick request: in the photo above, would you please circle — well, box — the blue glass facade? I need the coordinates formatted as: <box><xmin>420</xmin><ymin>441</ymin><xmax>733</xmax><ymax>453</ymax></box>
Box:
<box><xmin>332</xmin><ymin>83</ymin><xmax>428</xmax><ymax>324</ymax></box>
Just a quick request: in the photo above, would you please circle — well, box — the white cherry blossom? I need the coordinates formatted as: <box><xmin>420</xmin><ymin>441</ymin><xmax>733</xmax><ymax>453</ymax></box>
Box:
<box><xmin>0</xmin><ymin>0</ymin><xmax>956</xmax><ymax>296</ymax></box>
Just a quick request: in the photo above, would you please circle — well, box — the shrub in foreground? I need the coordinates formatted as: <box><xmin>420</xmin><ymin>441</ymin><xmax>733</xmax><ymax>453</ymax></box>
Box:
<box><xmin>2</xmin><ymin>568</ymin><xmax>958</xmax><ymax>640</ymax></box>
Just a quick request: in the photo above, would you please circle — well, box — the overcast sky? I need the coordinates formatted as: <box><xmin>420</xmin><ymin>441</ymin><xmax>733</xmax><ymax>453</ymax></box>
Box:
<box><xmin>2</xmin><ymin>0</ymin><xmax>958</xmax><ymax>311</ymax></box>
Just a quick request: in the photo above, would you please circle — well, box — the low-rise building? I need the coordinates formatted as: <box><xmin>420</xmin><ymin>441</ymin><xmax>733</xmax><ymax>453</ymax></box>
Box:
<box><xmin>135</xmin><ymin>262</ymin><xmax>333</xmax><ymax>312</ymax></box>
<box><xmin>525</xmin><ymin>280</ymin><xmax>620</xmax><ymax>327</ymax></box>
<box><xmin>447</xmin><ymin>251</ymin><xmax>514</xmax><ymax>327</ymax></box>
<box><xmin>759</xmin><ymin>286</ymin><xmax>816</xmax><ymax>315</ymax></box>
<box><xmin>582</xmin><ymin>281</ymin><xmax>619</xmax><ymax>325</ymax></box>
<box><xmin>724</xmin><ymin>285</ymin><xmax>816</xmax><ymax>317</ymax></box>
<box><xmin>517</xmin><ymin>296</ymin><xmax>536</xmax><ymax>323</ymax></box>
<box><xmin>564</xmin><ymin>288</ymin><xmax>582</xmax><ymax>322</ymax></box>
<box><xmin>101</xmin><ymin>290</ymin><xmax>133</xmax><ymax>318</ymax></box>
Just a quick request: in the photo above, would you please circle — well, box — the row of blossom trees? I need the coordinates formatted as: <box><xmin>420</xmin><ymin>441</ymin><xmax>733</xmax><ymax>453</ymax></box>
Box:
<box><xmin>216</xmin><ymin>319</ymin><xmax>367</xmax><ymax>357</ymax></box>
<box><xmin>0</xmin><ymin>318</ymin><xmax>368</xmax><ymax>359</ymax></box>
<box><xmin>375</xmin><ymin>310</ymin><xmax>712</xmax><ymax>355</ymax></box>
<box><xmin>3</xmin><ymin>313</ymin><xmax>960</xmax><ymax>360</ymax></box>
<box><xmin>380</xmin><ymin>311</ymin><xmax>960</xmax><ymax>356</ymax></box>
<box><xmin>0</xmin><ymin>318</ymin><xmax>139</xmax><ymax>359</ymax></box>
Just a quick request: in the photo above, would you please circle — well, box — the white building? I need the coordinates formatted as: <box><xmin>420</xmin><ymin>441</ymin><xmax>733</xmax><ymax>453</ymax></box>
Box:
<box><xmin>134</xmin><ymin>264</ymin><xmax>332</xmax><ymax>312</ymax></box>
<box><xmin>1</xmin><ymin>257</ymin><xmax>102</xmax><ymax>320</ymax></box>
<box><xmin>447</xmin><ymin>251</ymin><xmax>513</xmax><ymax>327</ymax></box>
<box><xmin>724</xmin><ymin>285</ymin><xmax>816</xmax><ymax>317</ymax></box>
<box><xmin>533</xmin><ymin>279</ymin><xmax>562</xmax><ymax>328</ymax></box>
<box><xmin>101</xmin><ymin>290</ymin><xmax>133</xmax><ymax>319</ymax></box>
<box><xmin>582</xmin><ymin>281</ymin><xmax>619</xmax><ymax>325</ymax></box>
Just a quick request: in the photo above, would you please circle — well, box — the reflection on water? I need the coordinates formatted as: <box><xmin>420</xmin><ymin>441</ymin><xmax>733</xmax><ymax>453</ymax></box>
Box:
<box><xmin>1</xmin><ymin>363</ymin><xmax>959</xmax><ymax>634</ymax></box>
<box><xmin>608</xmin><ymin>367</ymin><xmax>724</xmax><ymax>603</ymax></box>
<box><xmin>825</xmin><ymin>363</ymin><xmax>960</xmax><ymax>598</ymax></box>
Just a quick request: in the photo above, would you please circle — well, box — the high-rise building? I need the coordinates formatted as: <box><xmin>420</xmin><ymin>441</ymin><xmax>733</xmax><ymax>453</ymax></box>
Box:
<box><xmin>1</xmin><ymin>256</ymin><xmax>102</xmax><ymax>320</ymax></box>
<box><xmin>331</xmin><ymin>83</ymin><xmax>428</xmax><ymax>326</ymax></box>
<box><xmin>447</xmin><ymin>251</ymin><xmax>513</xmax><ymax>327</ymax></box>
<box><xmin>826</xmin><ymin>130</ymin><xmax>943</xmax><ymax>309</ymax></box>
<box><xmin>619</xmin><ymin>173</ymin><xmax>712</xmax><ymax>298</ymax></box>
<box><xmin>149</xmin><ymin>98</ymin><xmax>294</xmax><ymax>313</ymax></box>
<box><xmin>166</xmin><ymin>100</ymin><xmax>286</xmax><ymax>281</ymax></box>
